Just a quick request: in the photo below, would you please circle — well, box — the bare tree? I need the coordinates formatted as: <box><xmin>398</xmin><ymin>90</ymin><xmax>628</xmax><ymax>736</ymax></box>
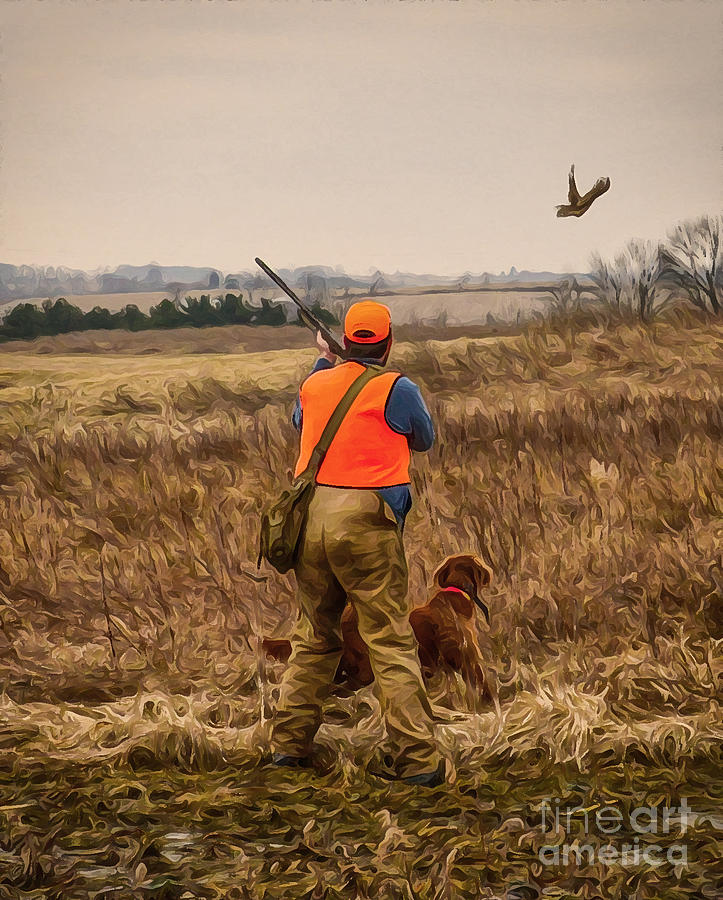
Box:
<box><xmin>369</xmin><ymin>273</ymin><xmax>387</xmax><ymax>296</ymax></box>
<box><xmin>661</xmin><ymin>214</ymin><xmax>721</xmax><ymax>314</ymax></box>
<box><xmin>589</xmin><ymin>251</ymin><xmax>624</xmax><ymax>312</ymax></box>
<box><xmin>624</xmin><ymin>239</ymin><xmax>663</xmax><ymax>322</ymax></box>
<box><xmin>545</xmin><ymin>275</ymin><xmax>597</xmax><ymax>315</ymax></box>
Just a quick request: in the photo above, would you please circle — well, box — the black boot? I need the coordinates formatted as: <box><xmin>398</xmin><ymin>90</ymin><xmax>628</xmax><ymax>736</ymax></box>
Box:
<box><xmin>270</xmin><ymin>752</ymin><xmax>311</xmax><ymax>768</ymax></box>
<box><xmin>369</xmin><ymin>758</ymin><xmax>446</xmax><ymax>787</ymax></box>
<box><xmin>402</xmin><ymin>760</ymin><xmax>445</xmax><ymax>787</ymax></box>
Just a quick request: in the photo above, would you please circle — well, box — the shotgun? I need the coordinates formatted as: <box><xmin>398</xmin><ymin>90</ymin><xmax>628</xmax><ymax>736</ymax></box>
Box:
<box><xmin>254</xmin><ymin>257</ymin><xmax>347</xmax><ymax>359</ymax></box>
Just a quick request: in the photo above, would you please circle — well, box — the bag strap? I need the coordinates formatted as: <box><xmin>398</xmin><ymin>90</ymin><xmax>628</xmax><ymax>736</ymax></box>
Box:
<box><xmin>303</xmin><ymin>364</ymin><xmax>384</xmax><ymax>477</ymax></box>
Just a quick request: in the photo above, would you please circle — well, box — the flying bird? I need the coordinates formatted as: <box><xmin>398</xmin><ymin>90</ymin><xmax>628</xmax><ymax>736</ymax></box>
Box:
<box><xmin>556</xmin><ymin>164</ymin><xmax>610</xmax><ymax>218</ymax></box>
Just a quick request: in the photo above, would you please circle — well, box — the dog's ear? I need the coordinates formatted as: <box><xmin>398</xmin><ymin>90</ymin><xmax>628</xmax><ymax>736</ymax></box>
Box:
<box><xmin>432</xmin><ymin>557</ymin><xmax>455</xmax><ymax>590</ymax></box>
<box><xmin>469</xmin><ymin>554</ymin><xmax>492</xmax><ymax>592</ymax></box>
<box><xmin>467</xmin><ymin>556</ymin><xmax>492</xmax><ymax>624</ymax></box>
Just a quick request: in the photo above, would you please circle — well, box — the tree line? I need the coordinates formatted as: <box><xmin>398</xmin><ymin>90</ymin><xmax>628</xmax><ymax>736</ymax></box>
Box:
<box><xmin>0</xmin><ymin>292</ymin><xmax>338</xmax><ymax>343</ymax></box>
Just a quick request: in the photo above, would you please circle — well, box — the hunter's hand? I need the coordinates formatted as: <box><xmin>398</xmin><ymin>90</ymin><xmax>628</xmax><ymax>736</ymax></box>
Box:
<box><xmin>316</xmin><ymin>330</ymin><xmax>337</xmax><ymax>363</ymax></box>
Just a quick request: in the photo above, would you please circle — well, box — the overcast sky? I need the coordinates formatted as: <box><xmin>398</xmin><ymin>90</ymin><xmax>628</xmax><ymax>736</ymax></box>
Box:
<box><xmin>1</xmin><ymin>0</ymin><xmax>721</xmax><ymax>276</ymax></box>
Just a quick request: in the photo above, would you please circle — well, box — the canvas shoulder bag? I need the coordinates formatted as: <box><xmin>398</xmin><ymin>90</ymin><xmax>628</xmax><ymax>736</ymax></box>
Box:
<box><xmin>258</xmin><ymin>364</ymin><xmax>383</xmax><ymax>574</ymax></box>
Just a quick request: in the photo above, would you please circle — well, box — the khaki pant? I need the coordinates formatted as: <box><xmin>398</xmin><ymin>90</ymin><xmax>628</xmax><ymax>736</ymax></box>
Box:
<box><xmin>271</xmin><ymin>486</ymin><xmax>441</xmax><ymax>778</ymax></box>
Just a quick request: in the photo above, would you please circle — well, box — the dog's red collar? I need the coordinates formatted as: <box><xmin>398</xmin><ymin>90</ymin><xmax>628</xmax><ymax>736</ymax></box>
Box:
<box><xmin>440</xmin><ymin>586</ymin><xmax>469</xmax><ymax>598</ymax></box>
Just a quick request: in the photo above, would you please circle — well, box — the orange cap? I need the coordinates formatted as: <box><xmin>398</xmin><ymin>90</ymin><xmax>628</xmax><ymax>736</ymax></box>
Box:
<box><xmin>344</xmin><ymin>301</ymin><xmax>392</xmax><ymax>343</ymax></box>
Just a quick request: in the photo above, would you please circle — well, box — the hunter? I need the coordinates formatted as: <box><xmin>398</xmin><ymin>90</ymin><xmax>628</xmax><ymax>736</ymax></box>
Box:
<box><xmin>270</xmin><ymin>300</ymin><xmax>444</xmax><ymax>787</ymax></box>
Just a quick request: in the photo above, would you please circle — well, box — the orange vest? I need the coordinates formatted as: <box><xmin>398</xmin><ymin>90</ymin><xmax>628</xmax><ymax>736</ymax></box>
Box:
<box><xmin>295</xmin><ymin>361</ymin><xmax>411</xmax><ymax>488</ymax></box>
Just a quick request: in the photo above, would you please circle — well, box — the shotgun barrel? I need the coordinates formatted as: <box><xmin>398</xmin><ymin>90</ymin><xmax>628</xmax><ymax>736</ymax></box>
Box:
<box><xmin>254</xmin><ymin>257</ymin><xmax>347</xmax><ymax>359</ymax></box>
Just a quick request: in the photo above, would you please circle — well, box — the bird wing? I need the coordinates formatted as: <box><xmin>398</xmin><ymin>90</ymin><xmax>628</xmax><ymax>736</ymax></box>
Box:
<box><xmin>579</xmin><ymin>176</ymin><xmax>611</xmax><ymax>206</ymax></box>
<box><xmin>567</xmin><ymin>164</ymin><xmax>581</xmax><ymax>205</ymax></box>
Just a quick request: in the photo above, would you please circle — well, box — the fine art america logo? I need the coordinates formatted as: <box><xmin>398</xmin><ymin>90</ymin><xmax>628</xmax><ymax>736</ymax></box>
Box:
<box><xmin>539</xmin><ymin>798</ymin><xmax>692</xmax><ymax>868</ymax></box>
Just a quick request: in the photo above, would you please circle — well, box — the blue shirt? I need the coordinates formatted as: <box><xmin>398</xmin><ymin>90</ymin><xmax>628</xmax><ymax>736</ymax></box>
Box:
<box><xmin>293</xmin><ymin>357</ymin><xmax>434</xmax><ymax>526</ymax></box>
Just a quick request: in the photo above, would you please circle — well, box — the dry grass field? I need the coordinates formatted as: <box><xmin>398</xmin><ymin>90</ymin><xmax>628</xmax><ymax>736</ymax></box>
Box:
<box><xmin>0</xmin><ymin>307</ymin><xmax>720</xmax><ymax>898</ymax></box>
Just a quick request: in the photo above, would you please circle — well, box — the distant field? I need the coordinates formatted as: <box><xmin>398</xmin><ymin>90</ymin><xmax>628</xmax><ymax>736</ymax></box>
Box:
<box><xmin>0</xmin><ymin>285</ymin><xmax>552</xmax><ymax>357</ymax></box>
<box><xmin>0</xmin><ymin>285</ymin><xmax>555</xmax><ymax>326</ymax></box>
<box><xmin>382</xmin><ymin>288</ymin><xmax>552</xmax><ymax>325</ymax></box>
<box><xmin>0</xmin><ymin>322</ymin><xmax>311</xmax><ymax>356</ymax></box>
<box><xmin>0</xmin><ymin>319</ymin><xmax>526</xmax><ymax>356</ymax></box>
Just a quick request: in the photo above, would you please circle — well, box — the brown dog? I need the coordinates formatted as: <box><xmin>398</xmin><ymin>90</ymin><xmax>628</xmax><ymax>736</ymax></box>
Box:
<box><xmin>263</xmin><ymin>553</ymin><xmax>493</xmax><ymax>697</ymax></box>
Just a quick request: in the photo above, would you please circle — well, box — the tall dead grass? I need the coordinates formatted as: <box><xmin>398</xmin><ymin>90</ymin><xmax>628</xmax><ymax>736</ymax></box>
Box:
<box><xmin>0</xmin><ymin>307</ymin><xmax>720</xmax><ymax>774</ymax></box>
